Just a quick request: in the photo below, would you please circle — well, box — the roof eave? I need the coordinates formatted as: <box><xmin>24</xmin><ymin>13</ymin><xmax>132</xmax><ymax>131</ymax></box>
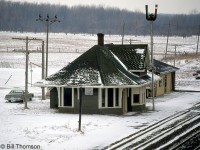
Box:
<box><xmin>34</xmin><ymin>82</ymin><xmax>150</xmax><ymax>88</ymax></box>
<box><xmin>129</xmin><ymin>69</ymin><xmax>146</xmax><ymax>72</ymax></box>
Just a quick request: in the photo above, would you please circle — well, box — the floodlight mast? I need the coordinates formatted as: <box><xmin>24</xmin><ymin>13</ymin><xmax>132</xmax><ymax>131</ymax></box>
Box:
<box><xmin>145</xmin><ymin>4</ymin><xmax>158</xmax><ymax>111</ymax></box>
<box><xmin>36</xmin><ymin>14</ymin><xmax>60</xmax><ymax>77</ymax></box>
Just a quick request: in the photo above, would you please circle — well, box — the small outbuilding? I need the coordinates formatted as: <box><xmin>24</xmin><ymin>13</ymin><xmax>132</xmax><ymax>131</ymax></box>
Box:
<box><xmin>153</xmin><ymin>59</ymin><xmax>179</xmax><ymax>97</ymax></box>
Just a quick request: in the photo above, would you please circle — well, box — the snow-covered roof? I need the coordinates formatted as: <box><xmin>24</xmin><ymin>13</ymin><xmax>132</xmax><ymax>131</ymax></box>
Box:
<box><xmin>35</xmin><ymin>44</ymin><xmax>151</xmax><ymax>87</ymax></box>
<box><xmin>154</xmin><ymin>59</ymin><xmax>179</xmax><ymax>74</ymax></box>
<box><xmin>147</xmin><ymin>72</ymin><xmax>162</xmax><ymax>81</ymax></box>
<box><xmin>107</xmin><ymin>44</ymin><xmax>150</xmax><ymax>71</ymax></box>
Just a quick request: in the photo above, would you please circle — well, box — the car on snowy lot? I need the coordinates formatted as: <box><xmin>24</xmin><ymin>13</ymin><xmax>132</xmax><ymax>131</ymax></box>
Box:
<box><xmin>196</xmin><ymin>74</ymin><xmax>200</xmax><ymax>79</ymax></box>
<box><xmin>193</xmin><ymin>70</ymin><xmax>200</xmax><ymax>79</ymax></box>
<box><xmin>5</xmin><ymin>89</ymin><xmax>34</xmax><ymax>103</ymax></box>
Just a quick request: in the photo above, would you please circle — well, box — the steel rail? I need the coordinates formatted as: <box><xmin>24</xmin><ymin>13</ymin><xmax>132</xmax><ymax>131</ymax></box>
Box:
<box><xmin>105</xmin><ymin>103</ymin><xmax>200</xmax><ymax>150</ymax></box>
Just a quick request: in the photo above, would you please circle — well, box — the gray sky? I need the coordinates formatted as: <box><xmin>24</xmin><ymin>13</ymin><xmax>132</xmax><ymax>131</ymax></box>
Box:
<box><xmin>8</xmin><ymin>0</ymin><xmax>200</xmax><ymax>14</ymax></box>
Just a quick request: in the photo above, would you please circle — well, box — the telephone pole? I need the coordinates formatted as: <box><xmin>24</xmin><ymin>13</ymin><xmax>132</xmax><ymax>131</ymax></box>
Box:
<box><xmin>29</xmin><ymin>41</ymin><xmax>45</xmax><ymax>100</ymax></box>
<box><xmin>165</xmin><ymin>22</ymin><xmax>171</xmax><ymax>60</ymax></box>
<box><xmin>41</xmin><ymin>41</ymin><xmax>46</xmax><ymax>100</ymax></box>
<box><xmin>145</xmin><ymin>4</ymin><xmax>158</xmax><ymax>111</ymax></box>
<box><xmin>174</xmin><ymin>44</ymin><xmax>177</xmax><ymax>67</ymax></box>
<box><xmin>12</xmin><ymin>37</ymin><xmax>43</xmax><ymax>109</ymax></box>
<box><xmin>197</xmin><ymin>25</ymin><xmax>200</xmax><ymax>54</ymax></box>
<box><xmin>122</xmin><ymin>21</ymin><xmax>125</xmax><ymax>45</ymax></box>
<box><xmin>36</xmin><ymin>14</ymin><xmax>60</xmax><ymax>77</ymax></box>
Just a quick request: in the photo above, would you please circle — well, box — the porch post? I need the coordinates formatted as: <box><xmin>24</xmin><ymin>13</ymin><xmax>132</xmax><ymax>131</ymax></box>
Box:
<box><xmin>105</xmin><ymin>88</ymin><xmax>108</xmax><ymax>107</ymax></box>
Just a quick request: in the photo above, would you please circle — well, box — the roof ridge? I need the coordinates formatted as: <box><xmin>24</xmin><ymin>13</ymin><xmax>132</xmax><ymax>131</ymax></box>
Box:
<box><xmin>95</xmin><ymin>45</ymin><xmax>105</xmax><ymax>85</ymax></box>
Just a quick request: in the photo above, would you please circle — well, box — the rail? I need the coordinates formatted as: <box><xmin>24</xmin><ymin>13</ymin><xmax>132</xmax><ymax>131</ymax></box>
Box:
<box><xmin>104</xmin><ymin>102</ymin><xmax>200</xmax><ymax>150</ymax></box>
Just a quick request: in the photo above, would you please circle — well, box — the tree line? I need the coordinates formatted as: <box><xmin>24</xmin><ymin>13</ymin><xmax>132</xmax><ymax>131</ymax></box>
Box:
<box><xmin>0</xmin><ymin>0</ymin><xmax>199</xmax><ymax>36</ymax></box>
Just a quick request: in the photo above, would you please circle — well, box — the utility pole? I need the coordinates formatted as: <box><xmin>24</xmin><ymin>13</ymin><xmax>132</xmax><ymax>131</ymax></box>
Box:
<box><xmin>41</xmin><ymin>41</ymin><xmax>46</xmax><ymax>100</ymax></box>
<box><xmin>36</xmin><ymin>14</ymin><xmax>60</xmax><ymax>77</ymax></box>
<box><xmin>30</xmin><ymin>62</ymin><xmax>33</xmax><ymax>86</ymax></box>
<box><xmin>29</xmin><ymin>41</ymin><xmax>46</xmax><ymax>100</ymax></box>
<box><xmin>122</xmin><ymin>21</ymin><xmax>125</xmax><ymax>45</ymax></box>
<box><xmin>174</xmin><ymin>45</ymin><xmax>177</xmax><ymax>67</ymax></box>
<box><xmin>165</xmin><ymin>22</ymin><xmax>170</xmax><ymax>60</ymax></box>
<box><xmin>145</xmin><ymin>4</ymin><xmax>158</xmax><ymax>111</ymax></box>
<box><xmin>25</xmin><ymin>36</ymin><xmax>28</xmax><ymax>109</ymax></box>
<box><xmin>12</xmin><ymin>37</ymin><xmax>43</xmax><ymax>109</ymax></box>
<box><xmin>197</xmin><ymin>25</ymin><xmax>200</xmax><ymax>54</ymax></box>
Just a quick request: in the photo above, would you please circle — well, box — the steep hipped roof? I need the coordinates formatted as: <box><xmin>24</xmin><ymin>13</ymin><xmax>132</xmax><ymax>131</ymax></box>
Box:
<box><xmin>107</xmin><ymin>44</ymin><xmax>150</xmax><ymax>71</ymax></box>
<box><xmin>154</xmin><ymin>59</ymin><xmax>179</xmax><ymax>74</ymax></box>
<box><xmin>35</xmin><ymin>45</ymin><xmax>148</xmax><ymax>87</ymax></box>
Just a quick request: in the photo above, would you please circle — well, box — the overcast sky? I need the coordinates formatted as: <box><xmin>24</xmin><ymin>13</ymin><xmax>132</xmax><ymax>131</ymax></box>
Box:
<box><xmin>8</xmin><ymin>0</ymin><xmax>200</xmax><ymax>14</ymax></box>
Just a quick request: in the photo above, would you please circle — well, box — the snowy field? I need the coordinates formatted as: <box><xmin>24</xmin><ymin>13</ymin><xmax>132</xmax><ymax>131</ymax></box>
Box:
<box><xmin>0</xmin><ymin>32</ymin><xmax>200</xmax><ymax>149</ymax></box>
<box><xmin>0</xmin><ymin>31</ymin><xmax>198</xmax><ymax>55</ymax></box>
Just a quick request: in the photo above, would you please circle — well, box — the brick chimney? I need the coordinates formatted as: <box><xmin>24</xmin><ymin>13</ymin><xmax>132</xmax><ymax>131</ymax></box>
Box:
<box><xmin>97</xmin><ymin>33</ymin><xmax>104</xmax><ymax>46</ymax></box>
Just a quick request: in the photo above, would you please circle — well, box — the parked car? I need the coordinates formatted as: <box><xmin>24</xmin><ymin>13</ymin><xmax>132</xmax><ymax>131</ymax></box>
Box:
<box><xmin>196</xmin><ymin>74</ymin><xmax>200</xmax><ymax>79</ymax></box>
<box><xmin>193</xmin><ymin>70</ymin><xmax>200</xmax><ymax>80</ymax></box>
<box><xmin>5</xmin><ymin>89</ymin><xmax>34</xmax><ymax>103</ymax></box>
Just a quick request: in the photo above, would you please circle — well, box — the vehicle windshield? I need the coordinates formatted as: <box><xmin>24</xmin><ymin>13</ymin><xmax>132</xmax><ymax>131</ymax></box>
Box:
<box><xmin>10</xmin><ymin>90</ymin><xmax>24</xmax><ymax>94</ymax></box>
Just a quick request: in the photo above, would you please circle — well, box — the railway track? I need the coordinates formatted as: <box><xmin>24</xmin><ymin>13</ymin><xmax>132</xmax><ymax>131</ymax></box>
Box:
<box><xmin>169</xmin><ymin>130</ymin><xmax>200</xmax><ymax>150</ymax></box>
<box><xmin>104</xmin><ymin>102</ymin><xmax>200</xmax><ymax>150</ymax></box>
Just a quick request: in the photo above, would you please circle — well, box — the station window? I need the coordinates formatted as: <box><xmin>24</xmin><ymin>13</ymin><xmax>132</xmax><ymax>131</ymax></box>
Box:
<box><xmin>133</xmin><ymin>94</ymin><xmax>140</xmax><ymax>103</ymax></box>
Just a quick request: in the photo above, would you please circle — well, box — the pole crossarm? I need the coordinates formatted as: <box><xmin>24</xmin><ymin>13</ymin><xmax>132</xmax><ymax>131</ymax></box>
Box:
<box><xmin>12</xmin><ymin>37</ymin><xmax>43</xmax><ymax>41</ymax></box>
<box><xmin>36</xmin><ymin>14</ymin><xmax>60</xmax><ymax>24</ymax></box>
<box><xmin>36</xmin><ymin>14</ymin><xmax>60</xmax><ymax>77</ymax></box>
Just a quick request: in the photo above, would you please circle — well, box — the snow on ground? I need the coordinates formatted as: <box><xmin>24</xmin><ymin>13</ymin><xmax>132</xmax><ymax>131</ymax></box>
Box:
<box><xmin>0</xmin><ymin>31</ymin><xmax>198</xmax><ymax>56</ymax></box>
<box><xmin>0</xmin><ymin>84</ymin><xmax>200</xmax><ymax>149</ymax></box>
<box><xmin>0</xmin><ymin>84</ymin><xmax>199</xmax><ymax>149</ymax></box>
<box><xmin>0</xmin><ymin>32</ymin><xmax>200</xmax><ymax>150</ymax></box>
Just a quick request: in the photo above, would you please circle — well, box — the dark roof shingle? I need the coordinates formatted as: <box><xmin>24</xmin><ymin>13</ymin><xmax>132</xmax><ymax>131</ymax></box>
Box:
<box><xmin>154</xmin><ymin>59</ymin><xmax>179</xmax><ymax>74</ymax></box>
<box><xmin>107</xmin><ymin>44</ymin><xmax>149</xmax><ymax>71</ymax></box>
<box><xmin>44</xmin><ymin>45</ymin><xmax>148</xmax><ymax>86</ymax></box>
